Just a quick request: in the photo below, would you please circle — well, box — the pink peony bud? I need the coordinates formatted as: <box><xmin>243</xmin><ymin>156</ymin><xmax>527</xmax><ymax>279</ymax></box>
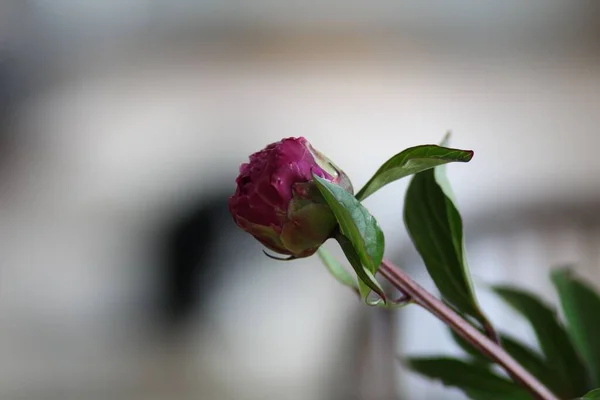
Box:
<box><xmin>229</xmin><ymin>137</ymin><xmax>353</xmax><ymax>258</ymax></box>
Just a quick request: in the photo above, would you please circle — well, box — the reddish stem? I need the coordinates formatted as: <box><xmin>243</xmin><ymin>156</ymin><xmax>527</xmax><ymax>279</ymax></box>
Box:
<box><xmin>379</xmin><ymin>259</ymin><xmax>559</xmax><ymax>400</ymax></box>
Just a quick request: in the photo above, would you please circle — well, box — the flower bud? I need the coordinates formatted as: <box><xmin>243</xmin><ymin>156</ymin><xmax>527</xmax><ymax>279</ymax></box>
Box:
<box><xmin>229</xmin><ymin>137</ymin><xmax>352</xmax><ymax>258</ymax></box>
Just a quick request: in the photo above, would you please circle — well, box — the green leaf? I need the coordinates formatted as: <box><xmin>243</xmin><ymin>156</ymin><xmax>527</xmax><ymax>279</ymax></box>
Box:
<box><xmin>493</xmin><ymin>285</ymin><xmax>589</xmax><ymax>396</ymax></box>
<box><xmin>552</xmin><ymin>268</ymin><xmax>600</xmax><ymax>387</ymax></box>
<box><xmin>312</xmin><ymin>174</ymin><xmax>385</xmax><ymax>302</ymax></box>
<box><xmin>317</xmin><ymin>243</ymin><xmax>410</xmax><ymax>308</ymax></box>
<box><xmin>583</xmin><ymin>388</ymin><xmax>600</xmax><ymax>399</ymax></box>
<box><xmin>336</xmin><ymin>233</ymin><xmax>386</xmax><ymax>304</ymax></box>
<box><xmin>355</xmin><ymin>144</ymin><xmax>473</xmax><ymax>201</ymax></box>
<box><xmin>317</xmin><ymin>246</ymin><xmax>358</xmax><ymax>291</ymax></box>
<box><xmin>404</xmin><ymin>167</ymin><xmax>490</xmax><ymax>328</ymax></box>
<box><xmin>405</xmin><ymin>357</ymin><xmax>532</xmax><ymax>400</ymax></box>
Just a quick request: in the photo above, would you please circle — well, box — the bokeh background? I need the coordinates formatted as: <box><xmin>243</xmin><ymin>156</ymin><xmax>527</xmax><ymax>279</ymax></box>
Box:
<box><xmin>1</xmin><ymin>1</ymin><xmax>599</xmax><ymax>399</ymax></box>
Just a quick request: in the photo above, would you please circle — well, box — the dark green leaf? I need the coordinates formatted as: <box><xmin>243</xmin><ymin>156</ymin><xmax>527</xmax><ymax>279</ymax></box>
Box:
<box><xmin>336</xmin><ymin>233</ymin><xmax>386</xmax><ymax>304</ymax></box>
<box><xmin>552</xmin><ymin>268</ymin><xmax>600</xmax><ymax>387</ymax></box>
<box><xmin>404</xmin><ymin>167</ymin><xmax>490</xmax><ymax>329</ymax></box>
<box><xmin>312</xmin><ymin>174</ymin><xmax>385</xmax><ymax>301</ymax></box>
<box><xmin>316</xmin><ymin>246</ymin><xmax>358</xmax><ymax>291</ymax></box>
<box><xmin>583</xmin><ymin>388</ymin><xmax>600</xmax><ymax>399</ymax></box>
<box><xmin>493</xmin><ymin>285</ymin><xmax>589</xmax><ymax>396</ymax></box>
<box><xmin>319</xmin><ymin>239</ymin><xmax>412</xmax><ymax>308</ymax></box>
<box><xmin>355</xmin><ymin>144</ymin><xmax>473</xmax><ymax>201</ymax></box>
<box><xmin>405</xmin><ymin>357</ymin><xmax>532</xmax><ymax>400</ymax></box>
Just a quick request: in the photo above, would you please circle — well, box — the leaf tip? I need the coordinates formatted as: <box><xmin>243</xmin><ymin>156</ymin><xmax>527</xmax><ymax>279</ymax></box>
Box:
<box><xmin>463</xmin><ymin>150</ymin><xmax>475</xmax><ymax>162</ymax></box>
<box><xmin>550</xmin><ymin>266</ymin><xmax>573</xmax><ymax>279</ymax></box>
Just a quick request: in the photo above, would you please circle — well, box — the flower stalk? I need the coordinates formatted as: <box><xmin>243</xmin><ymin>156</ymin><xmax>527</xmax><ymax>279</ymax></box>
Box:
<box><xmin>378</xmin><ymin>259</ymin><xmax>559</xmax><ymax>400</ymax></box>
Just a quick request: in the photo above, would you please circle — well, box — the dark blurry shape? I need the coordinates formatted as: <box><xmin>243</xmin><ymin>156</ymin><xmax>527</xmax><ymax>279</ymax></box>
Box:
<box><xmin>0</xmin><ymin>56</ymin><xmax>16</xmax><ymax>122</ymax></box>
<box><xmin>0</xmin><ymin>53</ymin><xmax>22</xmax><ymax>173</ymax></box>
<box><xmin>156</xmin><ymin>194</ymin><xmax>231</xmax><ymax>330</ymax></box>
<box><xmin>0</xmin><ymin>0</ymin><xmax>59</xmax><ymax>179</ymax></box>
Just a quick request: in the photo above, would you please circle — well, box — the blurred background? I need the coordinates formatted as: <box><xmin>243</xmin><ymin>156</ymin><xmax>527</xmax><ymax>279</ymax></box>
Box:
<box><xmin>1</xmin><ymin>1</ymin><xmax>599</xmax><ymax>399</ymax></box>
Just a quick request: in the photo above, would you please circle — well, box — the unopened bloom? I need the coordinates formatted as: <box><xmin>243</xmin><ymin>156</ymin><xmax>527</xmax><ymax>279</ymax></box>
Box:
<box><xmin>229</xmin><ymin>137</ymin><xmax>352</xmax><ymax>258</ymax></box>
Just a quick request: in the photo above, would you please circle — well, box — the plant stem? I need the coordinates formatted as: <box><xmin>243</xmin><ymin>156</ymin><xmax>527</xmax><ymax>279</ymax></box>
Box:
<box><xmin>480</xmin><ymin>316</ymin><xmax>501</xmax><ymax>345</ymax></box>
<box><xmin>379</xmin><ymin>259</ymin><xmax>559</xmax><ymax>400</ymax></box>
